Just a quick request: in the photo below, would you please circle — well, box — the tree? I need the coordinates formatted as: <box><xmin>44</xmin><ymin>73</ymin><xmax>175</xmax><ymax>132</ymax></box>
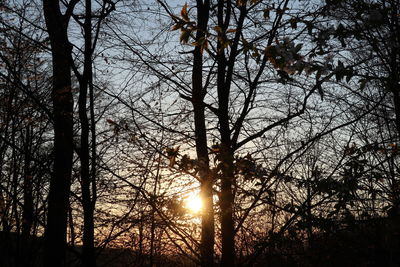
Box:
<box><xmin>4</xmin><ymin>0</ymin><xmax>400</xmax><ymax>266</ymax></box>
<box><xmin>0</xmin><ymin>1</ymin><xmax>52</xmax><ymax>266</ymax></box>
<box><xmin>71</xmin><ymin>1</ymin><xmax>115</xmax><ymax>266</ymax></box>
<box><xmin>156</xmin><ymin>0</ymin><xmax>338</xmax><ymax>264</ymax></box>
<box><xmin>109</xmin><ymin>0</ymin><xmax>373</xmax><ymax>265</ymax></box>
<box><xmin>189</xmin><ymin>1</ymin><xmax>215</xmax><ymax>265</ymax></box>
<box><xmin>42</xmin><ymin>0</ymin><xmax>74</xmax><ymax>266</ymax></box>
<box><xmin>319</xmin><ymin>0</ymin><xmax>400</xmax><ymax>226</ymax></box>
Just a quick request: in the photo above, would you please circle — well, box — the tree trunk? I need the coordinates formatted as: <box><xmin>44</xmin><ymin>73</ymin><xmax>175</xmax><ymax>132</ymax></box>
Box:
<box><xmin>22</xmin><ymin>126</ymin><xmax>33</xmax><ymax>238</ymax></box>
<box><xmin>79</xmin><ymin>0</ymin><xmax>96</xmax><ymax>266</ymax></box>
<box><xmin>192</xmin><ymin>1</ymin><xmax>214</xmax><ymax>266</ymax></box>
<box><xmin>218</xmin><ymin>110</ymin><xmax>235</xmax><ymax>267</ymax></box>
<box><xmin>43</xmin><ymin>1</ymin><xmax>73</xmax><ymax>266</ymax></box>
<box><xmin>216</xmin><ymin>1</ymin><xmax>235</xmax><ymax>264</ymax></box>
<box><xmin>22</xmin><ymin>125</ymin><xmax>33</xmax><ymax>267</ymax></box>
<box><xmin>219</xmin><ymin>146</ymin><xmax>235</xmax><ymax>267</ymax></box>
<box><xmin>389</xmin><ymin>14</ymin><xmax>400</xmax><ymax>262</ymax></box>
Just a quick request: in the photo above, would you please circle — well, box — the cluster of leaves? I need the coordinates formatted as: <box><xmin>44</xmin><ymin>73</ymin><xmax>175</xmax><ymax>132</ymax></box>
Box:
<box><xmin>345</xmin><ymin>142</ymin><xmax>400</xmax><ymax>156</ymax></box>
<box><xmin>165</xmin><ymin>196</ymin><xmax>186</xmax><ymax>217</ymax></box>
<box><xmin>165</xmin><ymin>143</ymin><xmax>270</xmax><ymax>185</ymax></box>
<box><xmin>165</xmin><ymin>146</ymin><xmax>180</xmax><ymax>167</ymax></box>
<box><xmin>234</xmin><ymin>154</ymin><xmax>267</xmax><ymax>180</ymax></box>
<box><xmin>171</xmin><ymin>4</ymin><xmax>196</xmax><ymax>45</ymax></box>
<box><xmin>165</xmin><ymin>146</ymin><xmax>202</xmax><ymax>177</ymax></box>
<box><xmin>171</xmin><ymin>3</ymin><xmax>244</xmax><ymax>54</ymax></box>
<box><xmin>265</xmin><ymin>38</ymin><xmax>303</xmax><ymax>75</ymax></box>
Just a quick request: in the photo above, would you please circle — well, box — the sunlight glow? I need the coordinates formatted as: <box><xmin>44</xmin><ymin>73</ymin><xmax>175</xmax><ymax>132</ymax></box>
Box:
<box><xmin>185</xmin><ymin>194</ymin><xmax>203</xmax><ymax>213</ymax></box>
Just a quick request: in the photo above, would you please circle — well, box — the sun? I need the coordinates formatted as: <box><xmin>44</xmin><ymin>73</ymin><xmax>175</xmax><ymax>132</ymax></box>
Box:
<box><xmin>185</xmin><ymin>194</ymin><xmax>203</xmax><ymax>213</ymax></box>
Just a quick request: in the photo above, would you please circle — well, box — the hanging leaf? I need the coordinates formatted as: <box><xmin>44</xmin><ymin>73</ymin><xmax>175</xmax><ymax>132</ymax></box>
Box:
<box><xmin>171</xmin><ymin>23</ymin><xmax>181</xmax><ymax>31</ymax></box>
<box><xmin>214</xmin><ymin>26</ymin><xmax>223</xmax><ymax>34</ymax></box>
<box><xmin>211</xmin><ymin>143</ymin><xmax>220</xmax><ymax>153</ymax></box>
<box><xmin>316</xmin><ymin>70</ymin><xmax>324</xmax><ymax>100</ymax></box>
<box><xmin>192</xmin><ymin>36</ymin><xmax>208</xmax><ymax>53</ymax></box>
<box><xmin>166</xmin><ymin>146</ymin><xmax>180</xmax><ymax>167</ymax></box>
<box><xmin>265</xmin><ymin>45</ymin><xmax>277</xmax><ymax>58</ymax></box>
<box><xmin>290</xmin><ymin>18</ymin><xmax>298</xmax><ymax>29</ymax></box>
<box><xmin>305</xmin><ymin>21</ymin><xmax>313</xmax><ymax>35</ymax></box>
<box><xmin>236</xmin><ymin>0</ymin><xmax>247</xmax><ymax>7</ymax></box>
<box><xmin>106</xmin><ymin>118</ymin><xmax>117</xmax><ymax>125</ymax></box>
<box><xmin>345</xmin><ymin>73</ymin><xmax>353</xmax><ymax>83</ymax></box>
<box><xmin>180</xmin><ymin>29</ymin><xmax>190</xmax><ymax>44</ymax></box>
<box><xmin>263</xmin><ymin>8</ymin><xmax>271</xmax><ymax>19</ymax></box>
<box><xmin>359</xmin><ymin>79</ymin><xmax>367</xmax><ymax>90</ymax></box>
<box><xmin>294</xmin><ymin>43</ymin><xmax>303</xmax><ymax>53</ymax></box>
<box><xmin>180</xmin><ymin>3</ymin><xmax>189</xmax><ymax>22</ymax></box>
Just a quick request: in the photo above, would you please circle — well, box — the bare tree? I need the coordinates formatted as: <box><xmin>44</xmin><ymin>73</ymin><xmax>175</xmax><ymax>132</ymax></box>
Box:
<box><xmin>42</xmin><ymin>0</ymin><xmax>74</xmax><ymax>265</ymax></box>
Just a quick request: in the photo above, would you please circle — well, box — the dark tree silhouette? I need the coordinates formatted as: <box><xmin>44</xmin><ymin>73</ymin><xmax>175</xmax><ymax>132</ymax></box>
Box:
<box><xmin>42</xmin><ymin>0</ymin><xmax>74</xmax><ymax>266</ymax></box>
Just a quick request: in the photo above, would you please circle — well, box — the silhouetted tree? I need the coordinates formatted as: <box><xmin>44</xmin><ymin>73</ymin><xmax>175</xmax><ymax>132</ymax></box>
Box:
<box><xmin>42</xmin><ymin>0</ymin><xmax>74</xmax><ymax>266</ymax></box>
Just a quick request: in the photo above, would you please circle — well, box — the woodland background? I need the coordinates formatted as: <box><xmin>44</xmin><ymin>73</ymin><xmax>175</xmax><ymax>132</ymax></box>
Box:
<box><xmin>1</xmin><ymin>0</ymin><xmax>400</xmax><ymax>266</ymax></box>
